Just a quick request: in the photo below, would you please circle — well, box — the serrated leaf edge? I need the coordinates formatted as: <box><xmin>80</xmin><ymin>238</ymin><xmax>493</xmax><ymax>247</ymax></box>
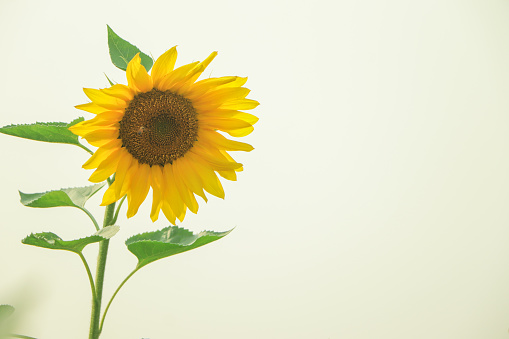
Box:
<box><xmin>19</xmin><ymin>183</ymin><xmax>105</xmax><ymax>207</ymax></box>
<box><xmin>22</xmin><ymin>227</ymin><xmax>118</xmax><ymax>252</ymax></box>
<box><xmin>107</xmin><ymin>25</ymin><xmax>153</xmax><ymax>72</ymax></box>
<box><xmin>0</xmin><ymin>121</ymin><xmax>69</xmax><ymax>129</ymax></box>
<box><xmin>125</xmin><ymin>226</ymin><xmax>233</xmax><ymax>246</ymax></box>
<box><xmin>0</xmin><ymin>119</ymin><xmax>84</xmax><ymax>130</ymax></box>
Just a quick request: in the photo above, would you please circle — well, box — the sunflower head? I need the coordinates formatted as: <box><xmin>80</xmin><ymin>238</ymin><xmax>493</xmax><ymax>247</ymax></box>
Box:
<box><xmin>70</xmin><ymin>47</ymin><xmax>258</xmax><ymax>224</ymax></box>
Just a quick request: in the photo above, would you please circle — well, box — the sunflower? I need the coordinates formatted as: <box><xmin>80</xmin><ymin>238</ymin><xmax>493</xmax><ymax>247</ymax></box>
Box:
<box><xmin>70</xmin><ymin>47</ymin><xmax>258</xmax><ymax>224</ymax></box>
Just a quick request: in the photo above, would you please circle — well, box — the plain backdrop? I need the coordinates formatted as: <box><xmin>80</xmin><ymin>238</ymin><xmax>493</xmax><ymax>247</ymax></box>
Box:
<box><xmin>1</xmin><ymin>0</ymin><xmax>509</xmax><ymax>338</ymax></box>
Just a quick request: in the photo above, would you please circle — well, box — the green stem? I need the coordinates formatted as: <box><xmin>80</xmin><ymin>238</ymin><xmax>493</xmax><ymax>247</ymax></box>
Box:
<box><xmin>98</xmin><ymin>267</ymin><xmax>140</xmax><ymax>334</ymax></box>
<box><xmin>80</xmin><ymin>207</ymin><xmax>100</xmax><ymax>231</ymax></box>
<box><xmin>88</xmin><ymin>201</ymin><xmax>116</xmax><ymax>339</ymax></box>
<box><xmin>78</xmin><ymin>252</ymin><xmax>96</xmax><ymax>299</ymax></box>
<box><xmin>78</xmin><ymin>143</ymin><xmax>94</xmax><ymax>155</ymax></box>
<box><xmin>111</xmin><ymin>195</ymin><xmax>126</xmax><ymax>225</ymax></box>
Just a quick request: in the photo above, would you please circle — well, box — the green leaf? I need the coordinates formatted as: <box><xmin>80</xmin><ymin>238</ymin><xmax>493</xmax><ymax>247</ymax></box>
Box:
<box><xmin>0</xmin><ymin>118</ymin><xmax>93</xmax><ymax>154</ymax></box>
<box><xmin>22</xmin><ymin>226</ymin><xmax>120</xmax><ymax>253</ymax></box>
<box><xmin>19</xmin><ymin>183</ymin><xmax>105</xmax><ymax>209</ymax></box>
<box><xmin>0</xmin><ymin>304</ymin><xmax>14</xmax><ymax>321</ymax></box>
<box><xmin>126</xmin><ymin>226</ymin><xmax>233</xmax><ymax>269</ymax></box>
<box><xmin>107</xmin><ymin>25</ymin><xmax>153</xmax><ymax>72</ymax></box>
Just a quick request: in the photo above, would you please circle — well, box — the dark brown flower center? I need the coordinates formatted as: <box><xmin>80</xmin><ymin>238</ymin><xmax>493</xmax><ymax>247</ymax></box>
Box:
<box><xmin>119</xmin><ymin>89</ymin><xmax>198</xmax><ymax>166</ymax></box>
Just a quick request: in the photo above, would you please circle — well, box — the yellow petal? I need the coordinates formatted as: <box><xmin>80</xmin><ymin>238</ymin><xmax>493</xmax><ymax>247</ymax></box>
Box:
<box><xmin>162</xmin><ymin>164</ymin><xmax>186</xmax><ymax>219</ymax></box>
<box><xmin>81</xmin><ymin>111</ymin><xmax>123</xmax><ymax>125</ymax></box>
<box><xmin>168</xmin><ymin>64</ymin><xmax>205</xmax><ymax>93</ymax></box>
<box><xmin>82</xmin><ymin>139</ymin><xmax>122</xmax><ymax>169</ymax></box>
<box><xmin>82</xmin><ymin>128</ymin><xmax>119</xmax><ymax>147</ymax></box>
<box><xmin>101</xmin><ymin>183</ymin><xmax>119</xmax><ymax>206</ymax></box>
<box><xmin>183</xmin><ymin>76</ymin><xmax>238</xmax><ymax>99</ymax></box>
<box><xmin>126</xmin><ymin>163</ymin><xmax>151</xmax><ymax>218</ymax></box>
<box><xmin>222</xmin><ymin>126</ymin><xmax>255</xmax><ymax>137</ymax></box>
<box><xmin>152</xmin><ymin>46</ymin><xmax>178</xmax><ymax>88</ymax></box>
<box><xmin>197</xmin><ymin>52</ymin><xmax>217</xmax><ymax>72</ymax></box>
<box><xmin>218</xmin><ymin>169</ymin><xmax>237</xmax><ymax>181</ymax></box>
<box><xmin>126</xmin><ymin>53</ymin><xmax>153</xmax><ymax>93</ymax></box>
<box><xmin>189</xmin><ymin>144</ymin><xmax>240</xmax><ymax>182</ymax></box>
<box><xmin>178</xmin><ymin>52</ymin><xmax>218</xmax><ymax>92</ymax></box>
<box><xmin>75</xmin><ymin>102</ymin><xmax>110</xmax><ymax>114</ymax></box>
<box><xmin>190</xmin><ymin>144</ymin><xmax>243</xmax><ymax>171</ymax></box>
<box><xmin>199</xmin><ymin>129</ymin><xmax>254</xmax><ymax>152</ymax></box>
<box><xmin>231</xmin><ymin>112</ymin><xmax>259</xmax><ymax>125</ymax></box>
<box><xmin>199</xmin><ymin>110</ymin><xmax>259</xmax><ymax>125</ymax></box>
<box><xmin>157</xmin><ymin>62</ymin><xmax>199</xmax><ymax>91</ymax></box>
<box><xmin>194</xmin><ymin>87</ymin><xmax>251</xmax><ymax>106</ymax></box>
<box><xmin>221</xmin><ymin>150</ymin><xmax>243</xmax><ymax>172</ymax></box>
<box><xmin>199</xmin><ymin>118</ymin><xmax>255</xmax><ymax>137</ymax></box>
<box><xmin>100</xmin><ymin>158</ymin><xmax>136</xmax><ymax>206</ymax></box>
<box><xmin>88</xmin><ymin>148</ymin><xmax>122</xmax><ymax>183</ymax></box>
<box><xmin>186</xmin><ymin>154</ymin><xmax>225</xmax><ymax>198</ymax></box>
<box><xmin>174</xmin><ymin>158</ymin><xmax>208</xmax><ymax>202</ymax></box>
<box><xmin>164</xmin><ymin>164</ymin><xmax>198</xmax><ymax>212</ymax></box>
<box><xmin>199</xmin><ymin>117</ymin><xmax>253</xmax><ymax>131</ymax></box>
<box><xmin>217</xmin><ymin>76</ymin><xmax>248</xmax><ymax>88</ymax></box>
<box><xmin>100</xmin><ymin>84</ymin><xmax>134</xmax><ymax>101</ymax></box>
<box><xmin>83</xmin><ymin>88</ymin><xmax>127</xmax><ymax>109</ymax></box>
<box><xmin>161</xmin><ymin>200</ymin><xmax>177</xmax><ymax>225</ymax></box>
<box><xmin>220</xmin><ymin>98</ymin><xmax>259</xmax><ymax>110</ymax></box>
<box><xmin>150</xmin><ymin>165</ymin><xmax>164</xmax><ymax>222</ymax></box>
<box><xmin>113</xmin><ymin>148</ymin><xmax>134</xmax><ymax>198</ymax></box>
<box><xmin>69</xmin><ymin>123</ymin><xmax>114</xmax><ymax>136</ymax></box>
<box><xmin>171</xmin><ymin>163</ymin><xmax>199</xmax><ymax>214</ymax></box>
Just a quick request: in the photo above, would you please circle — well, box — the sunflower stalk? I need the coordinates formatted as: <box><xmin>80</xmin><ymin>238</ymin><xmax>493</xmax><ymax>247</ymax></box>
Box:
<box><xmin>89</xmin><ymin>200</ymin><xmax>116</xmax><ymax>339</ymax></box>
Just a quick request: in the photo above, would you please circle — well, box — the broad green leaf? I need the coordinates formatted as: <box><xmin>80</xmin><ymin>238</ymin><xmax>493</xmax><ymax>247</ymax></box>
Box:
<box><xmin>126</xmin><ymin>226</ymin><xmax>233</xmax><ymax>269</ymax></box>
<box><xmin>107</xmin><ymin>25</ymin><xmax>153</xmax><ymax>72</ymax></box>
<box><xmin>19</xmin><ymin>183</ymin><xmax>105</xmax><ymax>209</ymax></box>
<box><xmin>0</xmin><ymin>305</ymin><xmax>14</xmax><ymax>321</ymax></box>
<box><xmin>22</xmin><ymin>226</ymin><xmax>119</xmax><ymax>253</ymax></box>
<box><xmin>0</xmin><ymin>118</ymin><xmax>92</xmax><ymax>153</ymax></box>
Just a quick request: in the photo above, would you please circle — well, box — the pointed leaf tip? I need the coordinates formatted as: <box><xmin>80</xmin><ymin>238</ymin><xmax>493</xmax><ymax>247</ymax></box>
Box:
<box><xmin>107</xmin><ymin>25</ymin><xmax>153</xmax><ymax>72</ymax></box>
<box><xmin>0</xmin><ymin>118</ymin><xmax>89</xmax><ymax>152</ymax></box>
<box><xmin>126</xmin><ymin>225</ymin><xmax>233</xmax><ymax>269</ymax></box>
<box><xmin>19</xmin><ymin>183</ymin><xmax>105</xmax><ymax>209</ymax></box>
<box><xmin>22</xmin><ymin>227</ymin><xmax>119</xmax><ymax>253</ymax></box>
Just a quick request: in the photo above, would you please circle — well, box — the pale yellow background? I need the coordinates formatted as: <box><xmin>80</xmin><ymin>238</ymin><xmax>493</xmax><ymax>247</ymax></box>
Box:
<box><xmin>1</xmin><ymin>0</ymin><xmax>509</xmax><ymax>338</ymax></box>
